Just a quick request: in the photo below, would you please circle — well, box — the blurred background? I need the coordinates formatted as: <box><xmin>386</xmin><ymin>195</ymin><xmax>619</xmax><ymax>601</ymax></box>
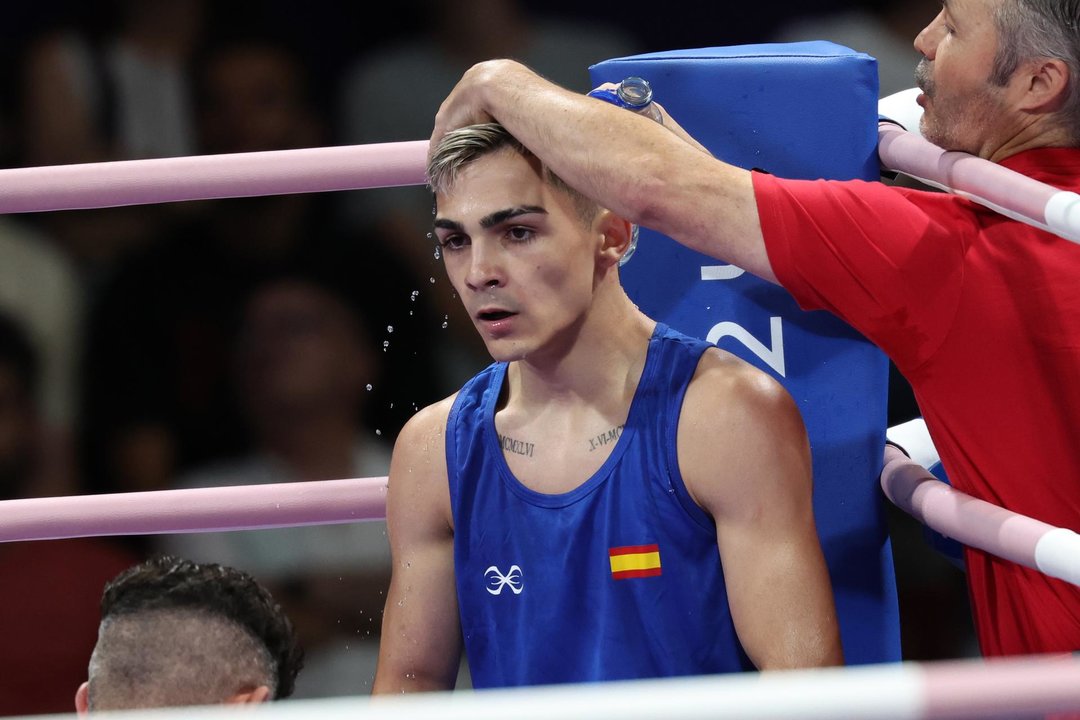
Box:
<box><xmin>0</xmin><ymin>0</ymin><xmax>974</xmax><ymax>714</ymax></box>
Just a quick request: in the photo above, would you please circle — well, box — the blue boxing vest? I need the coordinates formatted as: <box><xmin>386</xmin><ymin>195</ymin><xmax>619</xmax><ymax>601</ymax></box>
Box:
<box><xmin>446</xmin><ymin>323</ymin><xmax>752</xmax><ymax>688</ymax></box>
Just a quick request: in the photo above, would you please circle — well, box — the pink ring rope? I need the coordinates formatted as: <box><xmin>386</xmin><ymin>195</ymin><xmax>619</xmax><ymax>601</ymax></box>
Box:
<box><xmin>877</xmin><ymin>121</ymin><xmax>1080</xmax><ymax>243</ymax></box>
<box><xmin>0</xmin><ymin>141</ymin><xmax>428</xmax><ymax>213</ymax></box>
<box><xmin>0</xmin><ymin>477</ymin><xmax>387</xmax><ymax>543</ymax></box>
<box><xmin>881</xmin><ymin>445</ymin><xmax>1080</xmax><ymax>587</ymax></box>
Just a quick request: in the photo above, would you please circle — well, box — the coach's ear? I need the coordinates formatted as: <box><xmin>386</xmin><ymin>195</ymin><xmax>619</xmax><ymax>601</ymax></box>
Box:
<box><xmin>1015</xmin><ymin>56</ymin><xmax>1070</xmax><ymax>114</ymax></box>
<box><xmin>226</xmin><ymin>685</ymin><xmax>272</xmax><ymax>705</ymax></box>
<box><xmin>595</xmin><ymin>209</ymin><xmax>635</xmax><ymax>269</ymax></box>
<box><xmin>75</xmin><ymin>681</ymin><xmax>90</xmax><ymax>716</ymax></box>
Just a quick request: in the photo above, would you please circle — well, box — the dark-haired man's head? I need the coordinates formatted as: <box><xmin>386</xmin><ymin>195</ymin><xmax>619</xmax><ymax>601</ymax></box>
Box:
<box><xmin>76</xmin><ymin>555</ymin><xmax>303</xmax><ymax>714</ymax></box>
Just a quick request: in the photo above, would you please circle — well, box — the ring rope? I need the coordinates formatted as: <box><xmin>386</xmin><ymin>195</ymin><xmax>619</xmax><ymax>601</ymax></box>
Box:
<box><xmin>5</xmin><ymin>655</ymin><xmax>1077</xmax><ymax>719</ymax></box>
<box><xmin>0</xmin><ymin>141</ymin><xmax>428</xmax><ymax>214</ymax></box>
<box><xmin>0</xmin><ymin>477</ymin><xmax>387</xmax><ymax>543</ymax></box>
<box><xmin>881</xmin><ymin>445</ymin><xmax>1080</xmax><ymax>587</ymax></box>
<box><xmin>878</xmin><ymin>119</ymin><xmax>1080</xmax><ymax>243</ymax></box>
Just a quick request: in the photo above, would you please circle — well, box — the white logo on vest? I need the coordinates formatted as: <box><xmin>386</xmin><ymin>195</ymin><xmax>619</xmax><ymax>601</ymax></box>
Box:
<box><xmin>484</xmin><ymin>565</ymin><xmax>524</xmax><ymax>595</ymax></box>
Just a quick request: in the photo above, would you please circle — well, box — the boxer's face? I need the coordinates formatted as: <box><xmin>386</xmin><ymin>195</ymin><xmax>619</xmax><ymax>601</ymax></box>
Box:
<box><xmin>434</xmin><ymin>149</ymin><xmax>605</xmax><ymax>364</ymax></box>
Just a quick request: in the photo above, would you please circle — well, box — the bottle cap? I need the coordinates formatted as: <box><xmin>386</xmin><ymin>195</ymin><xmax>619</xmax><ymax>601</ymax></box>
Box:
<box><xmin>615</xmin><ymin>77</ymin><xmax>654</xmax><ymax>109</ymax></box>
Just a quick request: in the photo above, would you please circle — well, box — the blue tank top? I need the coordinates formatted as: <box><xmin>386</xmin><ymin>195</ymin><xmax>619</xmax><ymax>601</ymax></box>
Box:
<box><xmin>446</xmin><ymin>323</ymin><xmax>752</xmax><ymax>688</ymax></box>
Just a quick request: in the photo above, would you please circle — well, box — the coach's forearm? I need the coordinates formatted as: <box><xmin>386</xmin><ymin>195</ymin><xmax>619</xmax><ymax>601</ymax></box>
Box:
<box><xmin>434</xmin><ymin>60</ymin><xmax>775</xmax><ymax>282</ymax></box>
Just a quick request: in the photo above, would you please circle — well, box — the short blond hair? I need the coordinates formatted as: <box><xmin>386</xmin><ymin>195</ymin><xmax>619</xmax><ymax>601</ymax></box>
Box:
<box><xmin>427</xmin><ymin>123</ymin><xmax>600</xmax><ymax>225</ymax></box>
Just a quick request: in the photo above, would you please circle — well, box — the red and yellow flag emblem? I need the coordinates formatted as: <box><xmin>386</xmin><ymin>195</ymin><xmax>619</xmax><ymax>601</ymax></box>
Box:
<box><xmin>608</xmin><ymin>544</ymin><xmax>662</xmax><ymax>580</ymax></box>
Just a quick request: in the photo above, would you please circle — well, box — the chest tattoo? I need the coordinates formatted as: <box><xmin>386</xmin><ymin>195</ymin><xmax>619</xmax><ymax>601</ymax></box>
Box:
<box><xmin>588</xmin><ymin>425</ymin><xmax>624</xmax><ymax>452</ymax></box>
<box><xmin>498</xmin><ymin>433</ymin><xmax>535</xmax><ymax>458</ymax></box>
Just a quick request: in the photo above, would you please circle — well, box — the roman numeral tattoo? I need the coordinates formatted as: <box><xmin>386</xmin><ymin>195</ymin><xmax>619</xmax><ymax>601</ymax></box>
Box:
<box><xmin>588</xmin><ymin>425</ymin><xmax>624</xmax><ymax>452</ymax></box>
<box><xmin>498</xmin><ymin>433</ymin><xmax>535</xmax><ymax>458</ymax></box>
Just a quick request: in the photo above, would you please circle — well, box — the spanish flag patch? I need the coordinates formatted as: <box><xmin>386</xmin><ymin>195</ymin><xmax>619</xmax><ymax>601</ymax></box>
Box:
<box><xmin>609</xmin><ymin>544</ymin><xmax>662</xmax><ymax>580</ymax></box>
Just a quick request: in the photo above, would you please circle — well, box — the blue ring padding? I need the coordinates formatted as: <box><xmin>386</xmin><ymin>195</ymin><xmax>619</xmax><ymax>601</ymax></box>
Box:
<box><xmin>590</xmin><ymin>41</ymin><xmax>901</xmax><ymax>665</ymax></box>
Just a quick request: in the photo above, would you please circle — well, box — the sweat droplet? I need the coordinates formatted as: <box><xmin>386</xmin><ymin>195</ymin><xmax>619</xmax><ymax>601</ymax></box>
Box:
<box><xmin>410</xmin><ymin>290</ymin><xmax>419</xmax><ymax>301</ymax></box>
<box><xmin>387</xmin><ymin>325</ymin><xmax>394</xmax><ymax>333</ymax></box>
<box><xmin>433</xmin><ymin>246</ymin><xmax>441</xmax><ymax>260</ymax></box>
<box><xmin>429</xmin><ymin>277</ymin><xmax>436</xmax><ymax>284</ymax></box>
<box><xmin>376</xmin><ymin>429</ymin><xmax>382</xmax><ymax>436</ymax></box>
<box><xmin>441</xmin><ymin>321</ymin><xmax>448</xmax><ymax>329</ymax></box>
<box><xmin>383</xmin><ymin>340</ymin><xmax>390</xmax><ymax>348</ymax></box>
<box><xmin>366</xmin><ymin>384</ymin><xmax>373</xmax><ymax>391</ymax></box>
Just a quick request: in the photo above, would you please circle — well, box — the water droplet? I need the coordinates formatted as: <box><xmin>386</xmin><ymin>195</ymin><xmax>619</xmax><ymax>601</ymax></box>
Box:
<box><xmin>441</xmin><ymin>321</ymin><xmax>448</xmax><ymax>329</ymax></box>
<box><xmin>366</xmin><ymin>384</ymin><xmax>373</xmax><ymax>391</ymax></box>
<box><xmin>376</xmin><ymin>429</ymin><xmax>382</xmax><ymax>436</ymax></box>
<box><xmin>429</xmin><ymin>277</ymin><xmax>436</xmax><ymax>284</ymax></box>
<box><xmin>383</xmin><ymin>340</ymin><xmax>390</xmax><ymax>348</ymax></box>
<box><xmin>410</xmin><ymin>290</ymin><xmax>419</xmax><ymax>302</ymax></box>
<box><xmin>389</xmin><ymin>402</ymin><xmax>394</xmax><ymax>409</ymax></box>
<box><xmin>387</xmin><ymin>325</ymin><xmax>394</xmax><ymax>333</ymax></box>
<box><xmin>433</xmin><ymin>246</ymin><xmax>441</xmax><ymax>260</ymax></box>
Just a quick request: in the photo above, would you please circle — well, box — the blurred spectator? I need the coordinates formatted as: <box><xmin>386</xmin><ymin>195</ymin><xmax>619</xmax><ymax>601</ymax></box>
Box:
<box><xmin>161</xmin><ymin>271</ymin><xmax>393</xmax><ymax>697</ymax></box>
<box><xmin>770</xmin><ymin>0</ymin><xmax>939</xmax><ymax>97</ymax></box>
<box><xmin>22</xmin><ymin>0</ymin><xmax>203</xmax><ymax>166</ymax></box>
<box><xmin>19</xmin><ymin>0</ymin><xmax>206</xmax><ymax>283</ymax></box>
<box><xmin>0</xmin><ymin>310</ymin><xmax>138</xmax><ymax>716</ymax></box>
<box><xmin>76</xmin><ymin>555</ymin><xmax>303</xmax><ymax>713</ymax></box>
<box><xmin>79</xmin><ymin>34</ymin><xmax>440</xmax><ymax>501</ymax></box>
<box><xmin>0</xmin><ymin>217</ymin><xmax>83</xmax><ymax>498</ymax></box>
<box><xmin>336</xmin><ymin>0</ymin><xmax>638</xmax><ymax>388</ymax></box>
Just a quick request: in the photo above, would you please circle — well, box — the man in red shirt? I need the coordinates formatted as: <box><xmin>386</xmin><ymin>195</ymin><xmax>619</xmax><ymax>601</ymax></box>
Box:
<box><xmin>429</xmin><ymin>0</ymin><xmax>1080</xmax><ymax>655</ymax></box>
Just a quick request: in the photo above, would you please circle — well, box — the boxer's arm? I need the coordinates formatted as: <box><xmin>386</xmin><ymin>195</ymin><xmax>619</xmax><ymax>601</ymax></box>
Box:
<box><xmin>372</xmin><ymin>399</ymin><xmax>462</xmax><ymax>693</ymax></box>
<box><xmin>679</xmin><ymin>351</ymin><xmax>843</xmax><ymax>668</ymax></box>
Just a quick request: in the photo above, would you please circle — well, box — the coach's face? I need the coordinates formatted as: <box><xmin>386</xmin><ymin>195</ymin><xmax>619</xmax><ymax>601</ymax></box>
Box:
<box><xmin>913</xmin><ymin>0</ymin><xmax>1011</xmax><ymax>157</ymax></box>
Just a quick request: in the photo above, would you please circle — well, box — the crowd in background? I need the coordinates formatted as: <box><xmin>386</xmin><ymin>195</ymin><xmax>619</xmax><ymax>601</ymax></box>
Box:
<box><xmin>0</xmin><ymin>1</ymin><xmax>975</xmax><ymax>714</ymax></box>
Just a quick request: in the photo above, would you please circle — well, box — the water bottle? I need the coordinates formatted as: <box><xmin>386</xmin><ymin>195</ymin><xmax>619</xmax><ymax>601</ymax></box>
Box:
<box><xmin>587</xmin><ymin>76</ymin><xmax>663</xmax><ymax>124</ymax></box>
<box><xmin>587</xmin><ymin>77</ymin><xmax>664</xmax><ymax>266</ymax></box>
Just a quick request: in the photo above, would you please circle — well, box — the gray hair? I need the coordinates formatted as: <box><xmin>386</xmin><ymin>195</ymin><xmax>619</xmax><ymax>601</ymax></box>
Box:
<box><xmin>992</xmin><ymin>0</ymin><xmax>1080</xmax><ymax>142</ymax></box>
<box><xmin>427</xmin><ymin>123</ymin><xmax>600</xmax><ymax>225</ymax></box>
